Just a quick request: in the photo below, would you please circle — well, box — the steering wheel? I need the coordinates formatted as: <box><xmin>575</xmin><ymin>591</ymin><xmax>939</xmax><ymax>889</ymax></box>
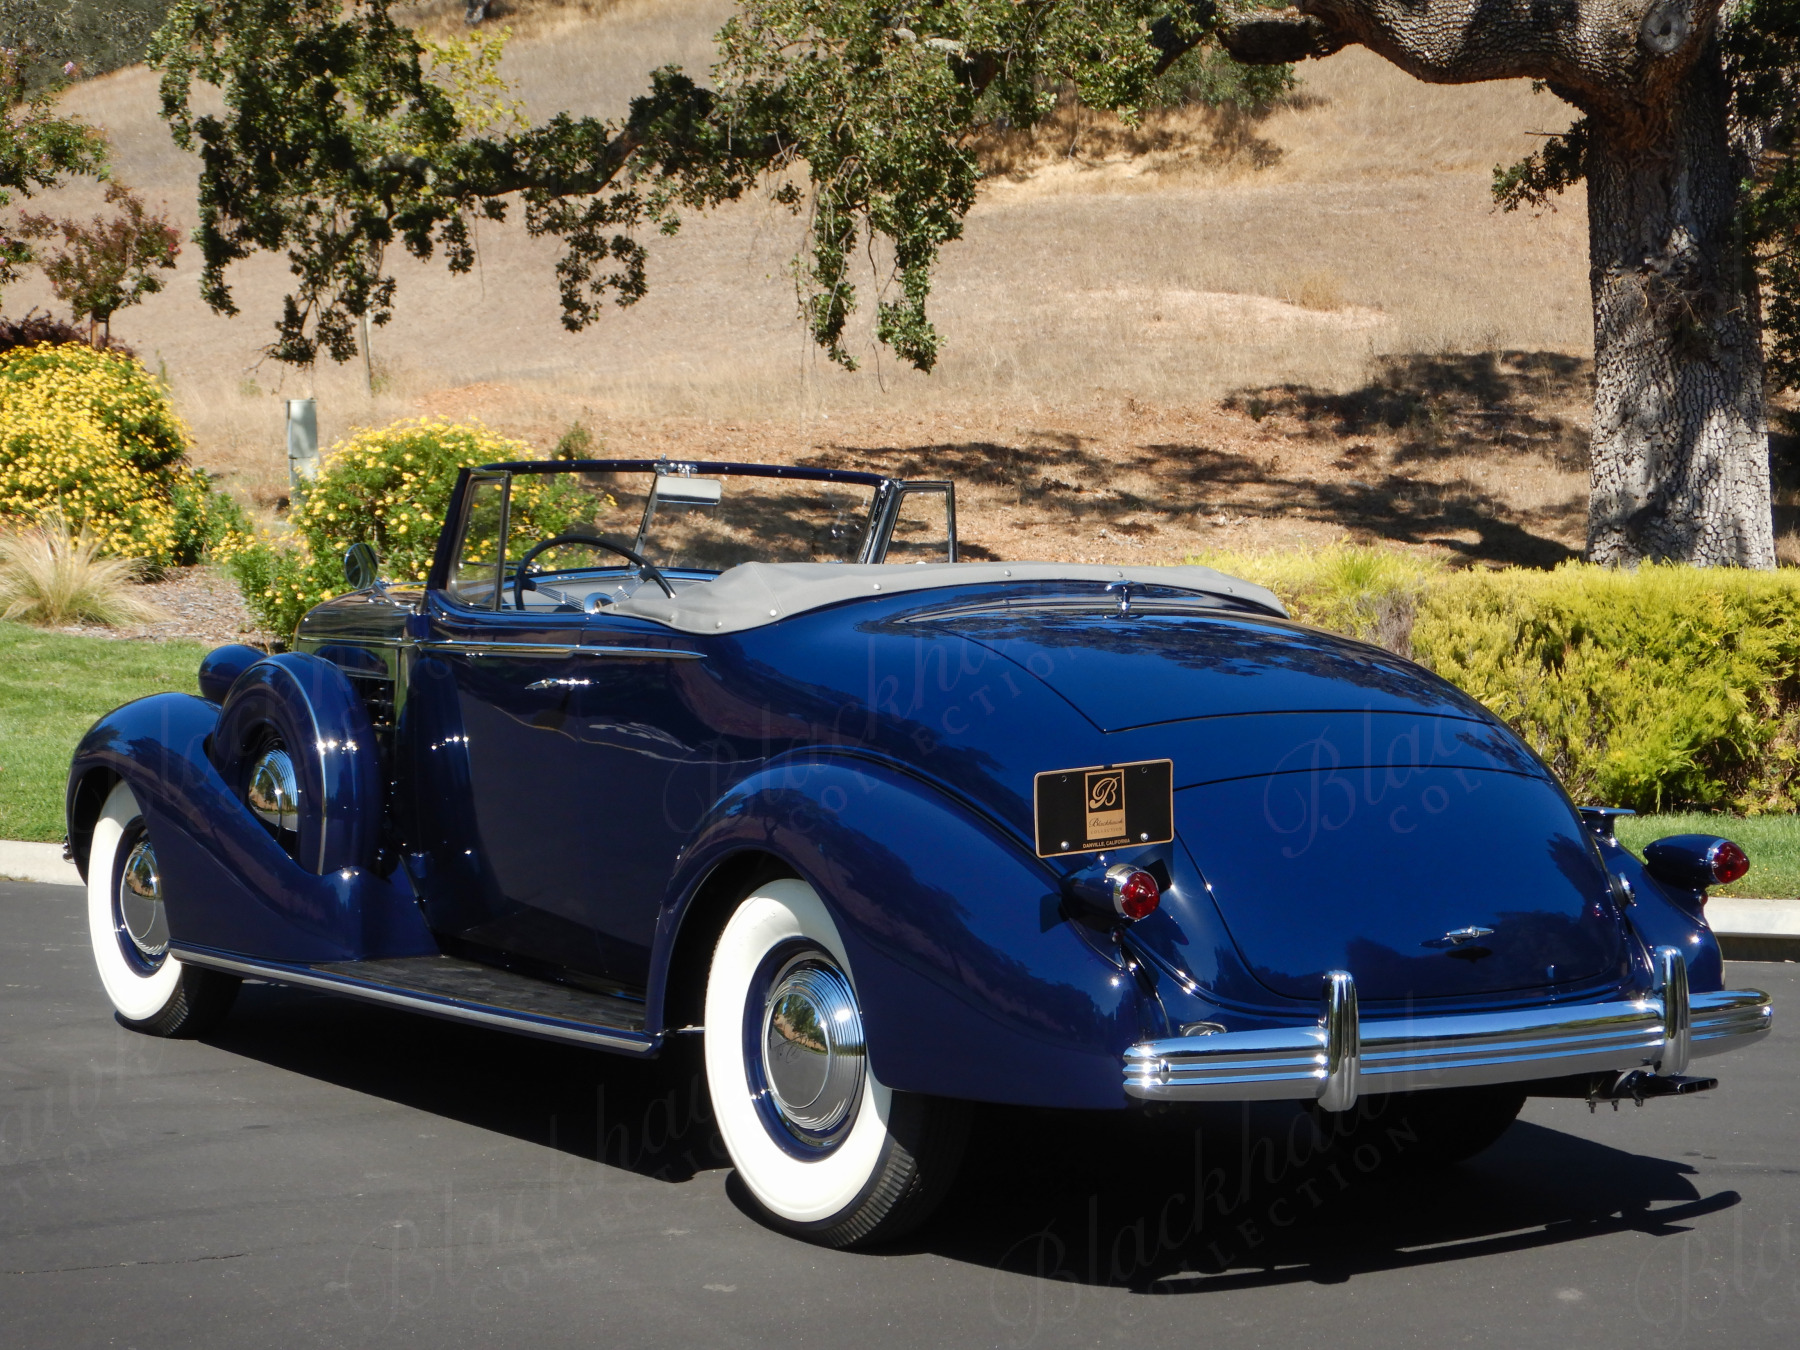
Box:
<box><xmin>511</xmin><ymin>532</ymin><xmax>676</xmax><ymax>609</ymax></box>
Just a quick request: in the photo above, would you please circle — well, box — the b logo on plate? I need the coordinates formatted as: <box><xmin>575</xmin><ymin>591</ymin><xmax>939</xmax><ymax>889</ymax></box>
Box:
<box><xmin>1084</xmin><ymin>769</ymin><xmax>1126</xmax><ymax>843</ymax></box>
<box><xmin>1033</xmin><ymin>759</ymin><xmax>1173</xmax><ymax>857</ymax></box>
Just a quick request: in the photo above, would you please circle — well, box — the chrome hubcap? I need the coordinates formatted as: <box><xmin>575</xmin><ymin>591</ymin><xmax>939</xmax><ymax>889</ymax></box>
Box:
<box><xmin>248</xmin><ymin>746</ymin><xmax>299</xmax><ymax>834</ymax></box>
<box><xmin>760</xmin><ymin>958</ymin><xmax>866</xmax><ymax>1138</ymax></box>
<box><xmin>118</xmin><ymin>837</ymin><xmax>169</xmax><ymax>959</ymax></box>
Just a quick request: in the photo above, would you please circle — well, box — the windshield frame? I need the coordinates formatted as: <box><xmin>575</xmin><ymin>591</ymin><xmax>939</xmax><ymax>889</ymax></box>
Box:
<box><xmin>426</xmin><ymin>458</ymin><xmax>955</xmax><ymax>600</ymax></box>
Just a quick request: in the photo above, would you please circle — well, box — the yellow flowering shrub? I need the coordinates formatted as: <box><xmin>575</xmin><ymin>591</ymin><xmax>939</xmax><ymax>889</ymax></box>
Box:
<box><xmin>0</xmin><ymin>342</ymin><xmax>248</xmax><ymax>567</ymax></box>
<box><xmin>232</xmin><ymin>416</ymin><xmax>583</xmax><ymax>637</ymax></box>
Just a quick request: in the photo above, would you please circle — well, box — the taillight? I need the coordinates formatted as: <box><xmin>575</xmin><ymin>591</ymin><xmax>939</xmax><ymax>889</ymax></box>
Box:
<box><xmin>1106</xmin><ymin>864</ymin><xmax>1161</xmax><ymax>921</ymax></box>
<box><xmin>1710</xmin><ymin>840</ymin><xmax>1749</xmax><ymax>886</ymax></box>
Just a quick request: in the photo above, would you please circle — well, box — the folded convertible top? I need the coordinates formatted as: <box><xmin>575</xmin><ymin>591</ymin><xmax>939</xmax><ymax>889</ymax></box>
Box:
<box><xmin>608</xmin><ymin>561</ymin><xmax>1286</xmax><ymax>635</ymax></box>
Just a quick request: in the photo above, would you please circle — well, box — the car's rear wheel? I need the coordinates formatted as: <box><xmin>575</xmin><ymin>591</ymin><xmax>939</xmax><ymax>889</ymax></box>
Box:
<box><xmin>702</xmin><ymin>877</ymin><xmax>969</xmax><ymax>1248</ymax></box>
<box><xmin>86</xmin><ymin>781</ymin><xmax>239</xmax><ymax>1037</ymax></box>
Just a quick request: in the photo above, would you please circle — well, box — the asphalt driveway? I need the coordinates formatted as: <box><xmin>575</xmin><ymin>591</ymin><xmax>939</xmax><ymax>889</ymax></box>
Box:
<box><xmin>3</xmin><ymin>877</ymin><xmax>1796</xmax><ymax>1348</ymax></box>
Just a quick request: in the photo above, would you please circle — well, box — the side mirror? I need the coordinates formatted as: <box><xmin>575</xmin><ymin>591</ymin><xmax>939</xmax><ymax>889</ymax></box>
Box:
<box><xmin>1643</xmin><ymin>834</ymin><xmax>1750</xmax><ymax>890</ymax></box>
<box><xmin>343</xmin><ymin>541</ymin><xmax>381</xmax><ymax>592</ymax></box>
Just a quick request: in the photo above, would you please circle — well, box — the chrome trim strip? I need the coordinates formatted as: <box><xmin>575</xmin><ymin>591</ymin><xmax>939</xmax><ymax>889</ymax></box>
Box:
<box><xmin>587</xmin><ymin>645</ymin><xmax>704</xmax><ymax>660</ymax></box>
<box><xmin>419</xmin><ymin>640</ymin><xmax>583</xmax><ymax>657</ymax></box>
<box><xmin>172</xmin><ymin>947</ymin><xmax>657</xmax><ymax>1054</ymax></box>
<box><xmin>1123</xmin><ymin>985</ymin><xmax>1772</xmax><ymax>1102</ymax></box>
<box><xmin>418</xmin><ymin>640</ymin><xmax>702</xmax><ymax>660</ymax></box>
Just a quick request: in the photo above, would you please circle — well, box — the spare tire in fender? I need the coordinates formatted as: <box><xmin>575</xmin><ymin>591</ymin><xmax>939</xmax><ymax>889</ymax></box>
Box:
<box><xmin>209</xmin><ymin>654</ymin><xmax>382</xmax><ymax>875</ymax></box>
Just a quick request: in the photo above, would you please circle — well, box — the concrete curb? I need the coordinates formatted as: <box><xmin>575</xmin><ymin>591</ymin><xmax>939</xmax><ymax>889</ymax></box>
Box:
<box><xmin>1707</xmin><ymin>898</ymin><xmax>1800</xmax><ymax>962</ymax></box>
<box><xmin>0</xmin><ymin>841</ymin><xmax>82</xmax><ymax>888</ymax></box>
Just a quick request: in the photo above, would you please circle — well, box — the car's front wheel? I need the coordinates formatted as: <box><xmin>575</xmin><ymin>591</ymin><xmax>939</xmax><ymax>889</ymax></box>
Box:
<box><xmin>703</xmin><ymin>877</ymin><xmax>969</xmax><ymax>1247</ymax></box>
<box><xmin>86</xmin><ymin>780</ymin><xmax>239</xmax><ymax>1037</ymax></box>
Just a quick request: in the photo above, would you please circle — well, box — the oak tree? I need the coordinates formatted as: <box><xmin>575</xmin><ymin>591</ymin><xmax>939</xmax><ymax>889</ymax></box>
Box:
<box><xmin>150</xmin><ymin>0</ymin><xmax>1800</xmax><ymax>566</ymax></box>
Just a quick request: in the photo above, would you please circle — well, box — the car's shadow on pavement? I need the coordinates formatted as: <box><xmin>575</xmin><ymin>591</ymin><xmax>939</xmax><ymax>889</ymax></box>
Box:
<box><xmin>206</xmin><ymin>982</ymin><xmax>729</xmax><ymax>1182</ymax></box>
<box><xmin>914</xmin><ymin>1100</ymin><xmax>1735</xmax><ymax>1293</ymax></box>
<box><xmin>209</xmin><ymin>982</ymin><xmax>1736</xmax><ymax>1289</ymax></box>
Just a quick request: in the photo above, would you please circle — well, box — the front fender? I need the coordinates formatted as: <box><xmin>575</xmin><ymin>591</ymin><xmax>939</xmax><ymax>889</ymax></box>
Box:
<box><xmin>655</xmin><ymin>754</ymin><xmax>1148</xmax><ymax>1110</ymax></box>
<box><xmin>67</xmin><ymin>692</ymin><xmax>433</xmax><ymax>963</ymax></box>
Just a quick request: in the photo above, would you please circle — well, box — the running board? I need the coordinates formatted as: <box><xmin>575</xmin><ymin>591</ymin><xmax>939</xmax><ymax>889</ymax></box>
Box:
<box><xmin>172</xmin><ymin>946</ymin><xmax>656</xmax><ymax>1054</ymax></box>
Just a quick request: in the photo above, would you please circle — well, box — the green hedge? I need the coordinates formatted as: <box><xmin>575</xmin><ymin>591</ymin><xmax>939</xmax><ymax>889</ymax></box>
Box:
<box><xmin>1197</xmin><ymin>546</ymin><xmax>1800</xmax><ymax>816</ymax></box>
<box><xmin>1414</xmin><ymin>567</ymin><xmax>1800</xmax><ymax>815</ymax></box>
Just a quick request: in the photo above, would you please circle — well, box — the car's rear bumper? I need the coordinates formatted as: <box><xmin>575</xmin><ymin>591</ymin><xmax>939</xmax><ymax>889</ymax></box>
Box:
<box><xmin>1123</xmin><ymin>948</ymin><xmax>1771</xmax><ymax>1107</ymax></box>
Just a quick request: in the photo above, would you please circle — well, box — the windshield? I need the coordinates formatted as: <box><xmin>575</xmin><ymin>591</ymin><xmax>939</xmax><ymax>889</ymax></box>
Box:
<box><xmin>587</xmin><ymin>468</ymin><xmax>876</xmax><ymax>571</ymax></box>
<box><xmin>446</xmin><ymin>463</ymin><xmax>887</xmax><ymax>610</ymax></box>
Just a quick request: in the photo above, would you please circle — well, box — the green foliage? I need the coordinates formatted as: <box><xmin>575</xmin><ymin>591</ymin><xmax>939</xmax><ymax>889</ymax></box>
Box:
<box><xmin>148</xmin><ymin>0</ymin><xmax>1224</xmax><ymax>372</ymax></box>
<box><xmin>1146</xmin><ymin>43</ymin><xmax>1295</xmax><ymax>111</ymax></box>
<box><xmin>552</xmin><ymin>420</ymin><xmax>596</xmax><ymax>459</ymax></box>
<box><xmin>1</xmin><ymin>44</ymin><xmax>109</xmax><ymax>305</ymax></box>
<box><xmin>1412</xmin><ymin>565</ymin><xmax>1800</xmax><ymax>816</ymax></box>
<box><xmin>15</xmin><ymin>181</ymin><xmax>181</xmax><ymax>336</ymax></box>
<box><xmin>149</xmin><ymin>0</ymin><xmax>462</xmax><ymax>365</ymax></box>
<box><xmin>1</xmin><ymin>0</ymin><xmax>175</xmax><ymax>91</ymax></box>
<box><xmin>0</xmin><ymin>340</ymin><xmax>247</xmax><ymax>567</ymax></box>
<box><xmin>228</xmin><ymin>416</ymin><xmax>580</xmax><ymax>637</ymax></box>
<box><xmin>1490</xmin><ymin>113</ymin><xmax>1588</xmax><ymax>214</ymax></box>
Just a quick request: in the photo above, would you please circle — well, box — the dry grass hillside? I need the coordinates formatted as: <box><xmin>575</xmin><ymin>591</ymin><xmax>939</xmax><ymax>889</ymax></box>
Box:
<box><xmin>10</xmin><ymin>0</ymin><xmax>1682</xmax><ymax>567</ymax></box>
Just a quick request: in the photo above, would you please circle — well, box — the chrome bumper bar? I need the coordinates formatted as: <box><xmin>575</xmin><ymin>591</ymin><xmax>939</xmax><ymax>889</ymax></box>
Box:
<box><xmin>1124</xmin><ymin>947</ymin><xmax>1772</xmax><ymax>1108</ymax></box>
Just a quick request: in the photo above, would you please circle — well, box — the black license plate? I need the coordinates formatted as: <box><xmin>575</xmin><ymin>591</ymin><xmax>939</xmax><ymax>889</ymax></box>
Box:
<box><xmin>1033</xmin><ymin>759</ymin><xmax>1174</xmax><ymax>857</ymax></box>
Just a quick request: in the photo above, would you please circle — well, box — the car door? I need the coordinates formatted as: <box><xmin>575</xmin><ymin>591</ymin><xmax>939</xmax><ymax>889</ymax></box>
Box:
<box><xmin>398</xmin><ymin>470</ymin><xmax>625</xmax><ymax>982</ymax></box>
<box><xmin>409</xmin><ymin>580</ymin><xmax>633</xmax><ymax>974</ymax></box>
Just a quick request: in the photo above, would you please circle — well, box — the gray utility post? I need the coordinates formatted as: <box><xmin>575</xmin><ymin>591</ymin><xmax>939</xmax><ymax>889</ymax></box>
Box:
<box><xmin>286</xmin><ymin>398</ymin><xmax>319</xmax><ymax>488</ymax></box>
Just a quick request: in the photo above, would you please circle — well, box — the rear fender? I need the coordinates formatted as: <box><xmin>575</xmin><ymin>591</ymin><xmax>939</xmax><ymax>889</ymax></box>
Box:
<box><xmin>67</xmin><ymin>691</ymin><xmax>433</xmax><ymax>963</ymax></box>
<box><xmin>1597</xmin><ymin>836</ymin><xmax>1725</xmax><ymax>991</ymax></box>
<box><xmin>653</xmin><ymin>754</ymin><xmax>1146</xmax><ymax>1110</ymax></box>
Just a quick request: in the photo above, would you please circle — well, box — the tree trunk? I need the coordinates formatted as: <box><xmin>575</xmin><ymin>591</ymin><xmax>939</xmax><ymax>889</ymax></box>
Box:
<box><xmin>1584</xmin><ymin>46</ymin><xmax>1774</xmax><ymax>568</ymax></box>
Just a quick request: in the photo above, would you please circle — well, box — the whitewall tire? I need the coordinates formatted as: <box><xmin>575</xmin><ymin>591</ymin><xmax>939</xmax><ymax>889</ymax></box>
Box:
<box><xmin>703</xmin><ymin>877</ymin><xmax>968</xmax><ymax>1247</ymax></box>
<box><xmin>86</xmin><ymin>781</ymin><xmax>238</xmax><ymax>1037</ymax></box>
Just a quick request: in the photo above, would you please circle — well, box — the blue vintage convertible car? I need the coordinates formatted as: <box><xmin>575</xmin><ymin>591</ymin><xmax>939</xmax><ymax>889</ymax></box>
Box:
<box><xmin>68</xmin><ymin>459</ymin><xmax>1772</xmax><ymax>1246</ymax></box>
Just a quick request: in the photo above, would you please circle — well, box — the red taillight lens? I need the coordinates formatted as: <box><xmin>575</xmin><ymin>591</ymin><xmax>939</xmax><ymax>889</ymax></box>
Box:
<box><xmin>1109</xmin><ymin>867</ymin><xmax>1161</xmax><ymax>921</ymax></box>
<box><xmin>1711</xmin><ymin>840</ymin><xmax>1750</xmax><ymax>885</ymax></box>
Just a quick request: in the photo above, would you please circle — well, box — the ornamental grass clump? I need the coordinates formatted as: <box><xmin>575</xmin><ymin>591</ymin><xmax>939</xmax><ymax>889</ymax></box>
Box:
<box><xmin>0</xmin><ymin>516</ymin><xmax>167</xmax><ymax>627</ymax></box>
<box><xmin>229</xmin><ymin>417</ymin><xmax>584</xmax><ymax>638</ymax></box>
<box><xmin>0</xmin><ymin>341</ymin><xmax>248</xmax><ymax>567</ymax></box>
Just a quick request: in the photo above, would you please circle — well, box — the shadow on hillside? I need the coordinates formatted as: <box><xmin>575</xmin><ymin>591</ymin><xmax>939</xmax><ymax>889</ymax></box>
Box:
<box><xmin>1228</xmin><ymin>349</ymin><xmax>1594</xmax><ymax>473</ymax></box>
<box><xmin>810</xmin><ymin>350</ymin><xmax>1594</xmax><ymax>569</ymax></box>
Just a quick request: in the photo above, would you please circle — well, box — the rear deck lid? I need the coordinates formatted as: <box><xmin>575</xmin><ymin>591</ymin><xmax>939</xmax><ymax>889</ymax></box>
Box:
<box><xmin>1175</xmin><ymin>768</ymin><xmax>1629</xmax><ymax>1003</ymax></box>
<box><xmin>927</xmin><ymin>608</ymin><xmax>1479</xmax><ymax>731</ymax></box>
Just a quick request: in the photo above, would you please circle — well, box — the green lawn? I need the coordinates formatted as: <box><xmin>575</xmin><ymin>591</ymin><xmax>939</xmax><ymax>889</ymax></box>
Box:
<box><xmin>1615</xmin><ymin>812</ymin><xmax>1800</xmax><ymax>900</ymax></box>
<box><xmin>0</xmin><ymin>622</ymin><xmax>207</xmax><ymax>842</ymax></box>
